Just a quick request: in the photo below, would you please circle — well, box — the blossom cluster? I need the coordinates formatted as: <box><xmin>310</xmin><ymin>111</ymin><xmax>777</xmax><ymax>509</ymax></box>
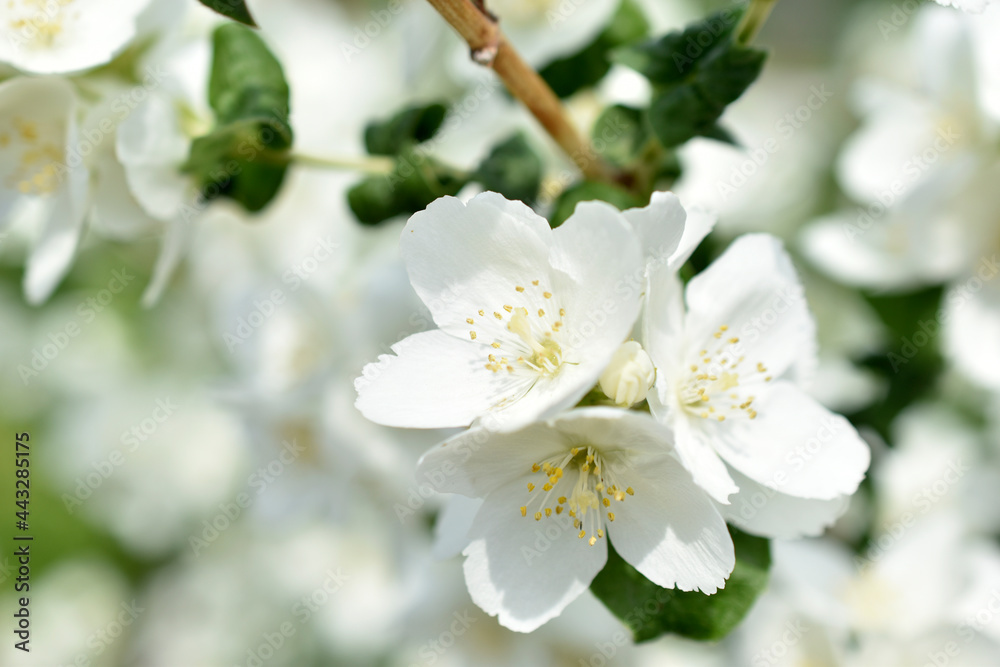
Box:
<box><xmin>355</xmin><ymin>190</ymin><xmax>871</xmax><ymax>631</ymax></box>
<box><xmin>0</xmin><ymin>0</ymin><xmax>217</xmax><ymax>306</ymax></box>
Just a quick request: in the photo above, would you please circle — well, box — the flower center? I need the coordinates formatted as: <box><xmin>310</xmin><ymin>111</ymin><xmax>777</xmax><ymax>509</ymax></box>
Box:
<box><xmin>1</xmin><ymin>118</ymin><xmax>63</xmax><ymax>196</ymax></box>
<box><xmin>468</xmin><ymin>279</ymin><xmax>568</xmax><ymax>379</ymax></box>
<box><xmin>519</xmin><ymin>446</ymin><xmax>634</xmax><ymax>546</ymax></box>
<box><xmin>8</xmin><ymin>0</ymin><xmax>78</xmax><ymax>49</ymax></box>
<box><xmin>506</xmin><ymin>307</ymin><xmax>563</xmax><ymax>374</ymax></box>
<box><xmin>677</xmin><ymin>324</ymin><xmax>772</xmax><ymax>422</ymax></box>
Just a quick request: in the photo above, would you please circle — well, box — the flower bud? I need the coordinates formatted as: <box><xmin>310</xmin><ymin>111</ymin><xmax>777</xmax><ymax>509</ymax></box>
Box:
<box><xmin>599</xmin><ymin>341</ymin><xmax>655</xmax><ymax>407</ymax></box>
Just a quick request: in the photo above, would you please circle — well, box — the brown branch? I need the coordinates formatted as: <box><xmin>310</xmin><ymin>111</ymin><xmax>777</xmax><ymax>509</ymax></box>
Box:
<box><xmin>426</xmin><ymin>0</ymin><xmax>614</xmax><ymax>183</ymax></box>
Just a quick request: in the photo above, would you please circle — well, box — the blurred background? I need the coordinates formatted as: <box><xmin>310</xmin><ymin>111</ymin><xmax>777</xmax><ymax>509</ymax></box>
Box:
<box><xmin>2</xmin><ymin>0</ymin><xmax>1000</xmax><ymax>665</ymax></box>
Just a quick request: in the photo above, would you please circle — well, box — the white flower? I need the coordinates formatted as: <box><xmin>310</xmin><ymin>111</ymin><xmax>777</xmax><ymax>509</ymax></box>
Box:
<box><xmin>355</xmin><ymin>191</ymin><xmax>652</xmax><ymax>432</ymax></box>
<box><xmin>112</xmin><ymin>87</ymin><xmax>202</xmax><ymax>306</ymax></box>
<box><xmin>0</xmin><ymin>76</ymin><xmax>88</xmax><ymax>304</ymax></box>
<box><xmin>798</xmin><ymin>4</ymin><xmax>1000</xmax><ymax>391</ymax></box>
<box><xmin>801</xmin><ymin>5</ymin><xmax>1000</xmax><ymax>291</ymax></box>
<box><xmin>599</xmin><ymin>340</ymin><xmax>655</xmax><ymax>406</ymax></box>
<box><xmin>417</xmin><ymin>407</ymin><xmax>735</xmax><ymax>632</ymax></box>
<box><xmin>99</xmin><ymin>8</ymin><xmax>215</xmax><ymax>306</ymax></box>
<box><xmin>0</xmin><ymin>0</ymin><xmax>153</xmax><ymax>74</ymax></box>
<box><xmin>643</xmin><ymin>234</ymin><xmax>871</xmax><ymax>538</ymax></box>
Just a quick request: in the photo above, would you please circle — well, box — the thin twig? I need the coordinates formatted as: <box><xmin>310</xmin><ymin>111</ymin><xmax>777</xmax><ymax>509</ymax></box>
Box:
<box><xmin>735</xmin><ymin>0</ymin><xmax>779</xmax><ymax>46</ymax></box>
<box><xmin>293</xmin><ymin>153</ymin><xmax>396</xmax><ymax>174</ymax></box>
<box><xmin>425</xmin><ymin>0</ymin><xmax>614</xmax><ymax>183</ymax></box>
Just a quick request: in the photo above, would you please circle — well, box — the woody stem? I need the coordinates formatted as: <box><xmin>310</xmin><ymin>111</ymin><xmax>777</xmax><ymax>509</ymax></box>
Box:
<box><xmin>425</xmin><ymin>0</ymin><xmax>615</xmax><ymax>182</ymax></box>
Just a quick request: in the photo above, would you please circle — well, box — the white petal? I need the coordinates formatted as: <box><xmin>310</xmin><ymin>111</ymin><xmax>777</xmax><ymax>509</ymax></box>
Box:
<box><xmin>649</xmin><ymin>393</ymin><xmax>738</xmax><ymax>504</ymax></box>
<box><xmin>708</xmin><ymin>382</ymin><xmax>870</xmax><ymax>501</ymax></box>
<box><xmin>141</xmin><ymin>218</ymin><xmax>191</xmax><ymax>307</ymax></box>
<box><xmin>667</xmin><ymin>206</ymin><xmax>715</xmax><ymax>272</ymax></box>
<box><xmin>607</xmin><ymin>456</ymin><xmax>734</xmax><ymax>593</ymax></box>
<box><xmin>4</xmin><ymin>79</ymin><xmax>90</xmax><ymax>304</ymax></box>
<box><xmin>621</xmin><ymin>191</ymin><xmax>685</xmax><ymax>268</ymax></box>
<box><xmin>90</xmin><ymin>150</ymin><xmax>159</xmax><ymax>240</ymax></box>
<box><xmin>0</xmin><ymin>0</ymin><xmax>153</xmax><ymax>74</ymax></box>
<box><xmin>798</xmin><ymin>213</ymin><xmax>923</xmax><ymax>291</ymax></box>
<box><xmin>549</xmin><ymin>199</ymin><xmax>643</xmax><ymax>360</ymax></box>
<box><xmin>971</xmin><ymin>5</ymin><xmax>1000</xmax><ymax>123</ymax></box>
<box><xmin>400</xmin><ymin>192</ymin><xmax>553</xmax><ymax>337</ymax></box>
<box><xmin>644</xmin><ymin>264</ymin><xmax>738</xmax><ymax>503</ymax></box>
<box><xmin>479</xmin><ymin>361</ymin><xmax>602</xmax><ymax>432</ymax></box>
<box><xmin>355</xmin><ymin>330</ymin><xmax>529</xmax><ymax>429</ymax></box>
<box><xmin>416</xmin><ymin>421</ymin><xmax>567</xmax><ymax>498</ymax></box>
<box><xmin>720</xmin><ymin>466</ymin><xmax>850</xmax><ymax>539</ymax></box>
<box><xmin>116</xmin><ymin>91</ymin><xmax>192</xmax><ymax>220</ymax></box>
<box><xmin>432</xmin><ymin>494</ymin><xmax>483</xmax><ymax>560</ymax></box>
<box><xmin>836</xmin><ymin>99</ymin><xmax>939</xmax><ymax>205</ymax></box>
<box><xmin>684</xmin><ymin>234</ymin><xmax>816</xmax><ymax>383</ymax></box>
<box><xmin>643</xmin><ymin>263</ymin><xmax>686</xmax><ymax>383</ymax></box>
<box><xmin>22</xmin><ymin>191</ymin><xmax>86</xmax><ymax>304</ymax></box>
<box><xmin>808</xmin><ymin>354</ymin><xmax>885</xmax><ymax>414</ymax></box>
<box><xmin>463</xmin><ymin>475</ymin><xmax>607</xmax><ymax>632</ymax></box>
<box><xmin>546</xmin><ymin>406</ymin><xmax>675</xmax><ymax>458</ymax></box>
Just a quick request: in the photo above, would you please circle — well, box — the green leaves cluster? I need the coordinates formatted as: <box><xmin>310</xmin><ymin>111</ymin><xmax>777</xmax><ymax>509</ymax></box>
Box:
<box><xmin>590</xmin><ymin>526</ymin><xmax>771</xmax><ymax>642</ymax></box>
<box><xmin>183</xmin><ymin>23</ymin><xmax>293</xmax><ymax>213</ymax></box>
<box><xmin>348</xmin><ymin>104</ymin><xmax>544</xmax><ymax>225</ymax></box>
<box><xmin>544</xmin><ymin>7</ymin><xmax>765</xmax><ymax>225</ymax></box>
<box><xmin>613</xmin><ymin>8</ymin><xmax>767</xmax><ymax>149</ymax></box>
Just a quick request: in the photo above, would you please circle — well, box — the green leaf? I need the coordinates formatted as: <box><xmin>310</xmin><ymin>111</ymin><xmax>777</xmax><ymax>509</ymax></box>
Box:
<box><xmin>540</xmin><ymin>0</ymin><xmax>649</xmax><ymax>99</ymax></box>
<box><xmin>348</xmin><ymin>151</ymin><xmax>469</xmax><ymax>225</ymax></box>
<box><xmin>590</xmin><ymin>526</ymin><xmax>771</xmax><ymax>642</ymax></box>
<box><xmin>350</xmin><ymin>102</ymin><xmax>462</xmax><ymax>223</ymax></box>
<box><xmin>591</xmin><ymin>105</ymin><xmax>649</xmax><ymax>167</ymax></box>
<box><xmin>614</xmin><ymin>9</ymin><xmax>767</xmax><ymax>148</ymax></box>
<box><xmin>183</xmin><ymin>24</ymin><xmax>293</xmax><ymax>213</ymax></box>
<box><xmin>184</xmin><ymin>122</ymin><xmax>289</xmax><ymax>212</ymax></box>
<box><xmin>198</xmin><ymin>0</ymin><xmax>258</xmax><ymax>27</ymax></box>
<box><xmin>549</xmin><ymin>181</ymin><xmax>642</xmax><ymax>228</ymax></box>
<box><xmin>590</xmin><ymin>105</ymin><xmax>683</xmax><ymax>197</ymax></box>
<box><xmin>207</xmin><ymin>24</ymin><xmax>292</xmax><ymax>142</ymax></box>
<box><xmin>700</xmin><ymin>122</ymin><xmax>740</xmax><ymax>146</ymax></box>
<box><xmin>347</xmin><ymin>176</ymin><xmax>404</xmax><ymax>225</ymax></box>
<box><xmin>475</xmin><ymin>133</ymin><xmax>543</xmax><ymax>204</ymax></box>
<box><xmin>364</xmin><ymin>103</ymin><xmax>449</xmax><ymax>156</ymax></box>
<box><xmin>611</xmin><ymin>8</ymin><xmax>738</xmax><ymax>84</ymax></box>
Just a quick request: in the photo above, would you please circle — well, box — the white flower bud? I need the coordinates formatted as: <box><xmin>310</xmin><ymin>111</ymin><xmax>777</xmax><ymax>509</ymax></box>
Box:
<box><xmin>599</xmin><ymin>341</ymin><xmax>655</xmax><ymax>407</ymax></box>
